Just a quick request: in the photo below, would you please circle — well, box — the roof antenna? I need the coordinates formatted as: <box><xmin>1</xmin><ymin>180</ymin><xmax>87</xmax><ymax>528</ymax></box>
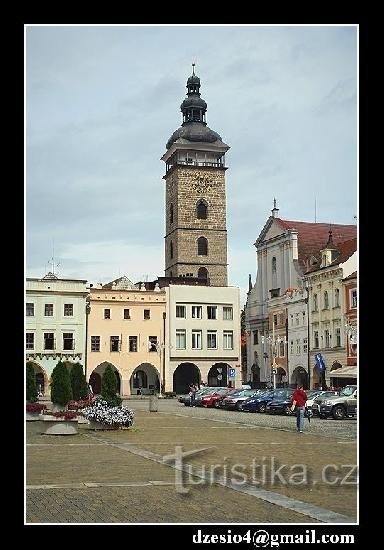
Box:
<box><xmin>192</xmin><ymin>61</ymin><xmax>196</xmax><ymax>75</ymax></box>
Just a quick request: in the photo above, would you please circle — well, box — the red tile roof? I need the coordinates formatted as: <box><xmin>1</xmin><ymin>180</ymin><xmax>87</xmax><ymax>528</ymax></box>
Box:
<box><xmin>274</xmin><ymin>218</ymin><xmax>357</xmax><ymax>274</ymax></box>
<box><xmin>342</xmin><ymin>270</ymin><xmax>357</xmax><ymax>282</ymax></box>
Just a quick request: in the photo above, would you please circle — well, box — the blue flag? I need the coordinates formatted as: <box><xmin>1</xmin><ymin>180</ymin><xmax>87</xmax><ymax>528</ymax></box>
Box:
<box><xmin>315</xmin><ymin>353</ymin><xmax>326</xmax><ymax>372</ymax></box>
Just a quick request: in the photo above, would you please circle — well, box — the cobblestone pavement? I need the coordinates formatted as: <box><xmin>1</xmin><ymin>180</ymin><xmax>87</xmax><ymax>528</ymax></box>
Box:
<box><xmin>26</xmin><ymin>402</ymin><xmax>357</xmax><ymax>524</ymax></box>
<box><xmin>126</xmin><ymin>398</ymin><xmax>357</xmax><ymax>441</ymax></box>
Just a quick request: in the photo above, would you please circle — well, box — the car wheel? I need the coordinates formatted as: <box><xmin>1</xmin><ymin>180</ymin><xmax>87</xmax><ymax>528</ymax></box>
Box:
<box><xmin>235</xmin><ymin>402</ymin><xmax>242</xmax><ymax>411</ymax></box>
<box><xmin>284</xmin><ymin>405</ymin><xmax>291</xmax><ymax>415</ymax></box>
<box><xmin>214</xmin><ymin>401</ymin><xmax>221</xmax><ymax>408</ymax></box>
<box><xmin>332</xmin><ymin>406</ymin><xmax>346</xmax><ymax>420</ymax></box>
<box><xmin>258</xmin><ymin>403</ymin><xmax>266</xmax><ymax>413</ymax></box>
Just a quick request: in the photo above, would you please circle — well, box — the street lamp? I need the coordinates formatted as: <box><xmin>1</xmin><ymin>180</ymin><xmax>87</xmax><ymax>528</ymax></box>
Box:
<box><xmin>261</xmin><ymin>322</ymin><xmax>285</xmax><ymax>389</ymax></box>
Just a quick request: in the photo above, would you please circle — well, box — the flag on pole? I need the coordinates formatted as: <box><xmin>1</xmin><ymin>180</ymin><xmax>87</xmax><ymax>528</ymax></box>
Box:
<box><xmin>315</xmin><ymin>353</ymin><xmax>326</xmax><ymax>372</ymax></box>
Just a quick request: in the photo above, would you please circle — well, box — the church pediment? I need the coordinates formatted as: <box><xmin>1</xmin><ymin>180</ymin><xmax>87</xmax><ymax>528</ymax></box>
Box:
<box><xmin>255</xmin><ymin>217</ymin><xmax>288</xmax><ymax>246</ymax></box>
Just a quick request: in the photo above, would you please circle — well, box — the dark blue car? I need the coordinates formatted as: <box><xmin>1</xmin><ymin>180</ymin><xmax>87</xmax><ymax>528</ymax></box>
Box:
<box><xmin>242</xmin><ymin>388</ymin><xmax>294</xmax><ymax>413</ymax></box>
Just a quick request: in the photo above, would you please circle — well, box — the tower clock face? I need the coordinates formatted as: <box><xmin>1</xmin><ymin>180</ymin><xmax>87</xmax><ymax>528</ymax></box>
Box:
<box><xmin>191</xmin><ymin>171</ymin><xmax>216</xmax><ymax>193</ymax></box>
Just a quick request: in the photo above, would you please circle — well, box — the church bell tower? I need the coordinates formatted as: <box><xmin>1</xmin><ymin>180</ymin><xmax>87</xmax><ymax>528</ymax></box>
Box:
<box><xmin>161</xmin><ymin>64</ymin><xmax>230</xmax><ymax>286</ymax></box>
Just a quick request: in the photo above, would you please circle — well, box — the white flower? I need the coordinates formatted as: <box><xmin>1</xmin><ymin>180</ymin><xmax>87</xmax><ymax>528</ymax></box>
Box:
<box><xmin>82</xmin><ymin>399</ymin><xmax>134</xmax><ymax>427</ymax></box>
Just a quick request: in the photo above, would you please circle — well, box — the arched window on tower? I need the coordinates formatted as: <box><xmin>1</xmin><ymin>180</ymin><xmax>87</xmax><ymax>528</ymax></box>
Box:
<box><xmin>196</xmin><ymin>200</ymin><xmax>208</xmax><ymax>219</ymax></box>
<box><xmin>197</xmin><ymin>236</ymin><xmax>208</xmax><ymax>256</ymax></box>
<box><xmin>170</xmin><ymin>204</ymin><xmax>174</xmax><ymax>224</ymax></box>
<box><xmin>198</xmin><ymin>267</ymin><xmax>208</xmax><ymax>279</ymax></box>
<box><xmin>272</xmin><ymin>257</ymin><xmax>277</xmax><ymax>288</ymax></box>
<box><xmin>170</xmin><ymin>241</ymin><xmax>173</xmax><ymax>259</ymax></box>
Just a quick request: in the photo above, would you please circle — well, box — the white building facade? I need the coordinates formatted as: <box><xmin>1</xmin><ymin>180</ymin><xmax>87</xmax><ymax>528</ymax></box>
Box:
<box><xmin>26</xmin><ymin>273</ymin><xmax>88</xmax><ymax>393</ymax></box>
<box><xmin>284</xmin><ymin>288</ymin><xmax>309</xmax><ymax>387</ymax></box>
<box><xmin>165</xmin><ymin>284</ymin><xmax>241</xmax><ymax>394</ymax></box>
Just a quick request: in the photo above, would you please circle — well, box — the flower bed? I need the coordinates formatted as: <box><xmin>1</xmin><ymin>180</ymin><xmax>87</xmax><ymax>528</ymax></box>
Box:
<box><xmin>26</xmin><ymin>403</ymin><xmax>47</xmax><ymax>413</ymax></box>
<box><xmin>26</xmin><ymin>403</ymin><xmax>48</xmax><ymax>421</ymax></box>
<box><xmin>82</xmin><ymin>399</ymin><xmax>134</xmax><ymax>429</ymax></box>
<box><xmin>67</xmin><ymin>399</ymin><xmax>92</xmax><ymax>411</ymax></box>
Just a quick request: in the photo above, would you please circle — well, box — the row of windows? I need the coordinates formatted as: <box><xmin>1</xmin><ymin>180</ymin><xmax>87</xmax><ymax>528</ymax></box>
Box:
<box><xmin>312</xmin><ymin>288</ymin><xmax>357</xmax><ymax>312</ymax></box>
<box><xmin>176</xmin><ymin>330</ymin><xmax>234</xmax><ymax>350</ymax></box>
<box><xmin>91</xmin><ymin>335</ymin><xmax>159</xmax><ymax>353</ymax></box>
<box><xmin>89</xmin><ymin>330</ymin><xmax>235</xmax><ymax>352</ymax></box>
<box><xmin>103</xmin><ymin>308</ymin><xmax>152</xmax><ymax>320</ymax></box>
<box><xmin>176</xmin><ymin>305</ymin><xmax>233</xmax><ymax>320</ymax></box>
<box><xmin>26</xmin><ymin>303</ymin><xmax>74</xmax><ymax>317</ymax></box>
<box><xmin>289</xmin><ymin>312</ymin><xmax>306</xmax><ymax>327</ymax></box>
<box><xmin>169</xmin><ymin>200</ymin><xmax>208</xmax><ymax>224</ymax></box>
<box><xmin>168</xmin><ymin>268</ymin><xmax>209</xmax><ymax>279</ymax></box>
<box><xmin>26</xmin><ymin>332</ymin><xmax>75</xmax><ymax>350</ymax></box>
<box><xmin>312</xmin><ymin>328</ymin><xmax>342</xmax><ymax>349</ymax></box>
<box><xmin>289</xmin><ymin>338</ymin><xmax>309</xmax><ymax>355</ymax></box>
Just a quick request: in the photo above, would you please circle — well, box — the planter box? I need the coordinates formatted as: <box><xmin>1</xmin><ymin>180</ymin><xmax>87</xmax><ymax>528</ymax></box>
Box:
<box><xmin>89</xmin><ymin>420</ymin><xmax>120</xmax><ymax>431</ymax></box>
<box><xmin>26</xmin><ymin>411</ymin><xmax>43</xmax><ymax>422</ymax></box>
<box><xmin>40</xmin><ymin>416</ymin><xmax>78</xmax><ymax>435</ymax></box>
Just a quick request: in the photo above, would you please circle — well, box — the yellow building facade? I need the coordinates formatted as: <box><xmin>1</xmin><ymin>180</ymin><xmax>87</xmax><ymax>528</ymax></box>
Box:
<box><xmin>86</xmin><ymin>281</ymin><xmax>166</xmax><ymax>396</ymax></box>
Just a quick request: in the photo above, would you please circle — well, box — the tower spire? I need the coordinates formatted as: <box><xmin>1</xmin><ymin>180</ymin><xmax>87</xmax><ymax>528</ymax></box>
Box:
<box><xmin>271</xmin><ymin>198</ymin><xmax>279</xmax><ymax>218</ymax></box>
<box><xmin>326</xmin><ymin>225</ymin><xmax>335</xmax><ymax>248</ymax></box>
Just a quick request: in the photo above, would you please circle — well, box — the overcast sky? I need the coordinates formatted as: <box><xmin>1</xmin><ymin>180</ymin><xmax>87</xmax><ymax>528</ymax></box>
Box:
<box><xmin>26</xmin><ymin>25</ymin><xmax>357</xmax><ymax>305</ymax></box>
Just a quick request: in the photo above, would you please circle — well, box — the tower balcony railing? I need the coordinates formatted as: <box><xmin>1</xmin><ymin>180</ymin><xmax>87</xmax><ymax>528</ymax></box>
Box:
<box><xmin>166</xmin><ymin>160</ymin><xmax>225</xmax><ymax>172</ymax></box>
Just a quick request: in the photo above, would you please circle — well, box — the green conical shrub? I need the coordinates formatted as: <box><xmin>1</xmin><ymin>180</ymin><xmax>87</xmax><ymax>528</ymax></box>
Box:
<box><xmin>50</xmin><ymin>361</ymin><xmax>72</xmax><ymax>407</ymax></box>
<box><xmin>26</xmin><ymin>362</ymin><xmax>38</xmax><ymax>403</ymax></box>
<box><xmin>101</xmin><ymin>364</ymin><xmax>122</xmax><ymax>406</ymax></box>
<box><xmin>70</xmin><ymin>362</ymin><xmax>88</xmax><ymax>400</ymax></box>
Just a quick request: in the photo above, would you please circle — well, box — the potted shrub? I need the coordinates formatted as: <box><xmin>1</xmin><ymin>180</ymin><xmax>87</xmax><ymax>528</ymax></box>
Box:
<box><xmin>82</xmin><ymin>398</ymin><xmax>134</xmax><ymax>430</ymax></box>
<box><xmin>101</xmin><ymin>365</ymin><xmax>122</xmax><ymax>407</ymax></box>
<box><xmin>70</xmin><ymin>363</ymin><xmax>88</xmax><ymax>401</ymax></box>
<box><xmin>26</xmin><ymin>362</ymin><xmax>38</xmax><ymax>403</ymax></box>
<box><xmin>50</xmin><ymin>361</ymin><xmax>73</xmax><ymax>410</ymax></box>
<box><xmin>43</xmin><ymin>361</ymin><xmax>77</xmax><ymax>435</ymax></box>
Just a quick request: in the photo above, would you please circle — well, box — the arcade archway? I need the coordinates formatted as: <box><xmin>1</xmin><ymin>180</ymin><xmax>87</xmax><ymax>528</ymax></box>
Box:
<box><xmin>26</xmin><ymin>361</ymin><xmax>48</xmax><ymax>396</ymax></box>
<box><xmin>173</xmin><ymin>363</ymin><xmax>200</xmax><ymax>395</ymax></box>
<box><xmin>89</xmin><ymin>362</ymin><xmax>122</xmax><ymax>395</ymax></box>
<box><xmin>130</xmin><ymin>363</ymin><xmax>160</xmax><ymax>395</ymax></box>
<box><xmin>291</xmin><ymin>366</ymin><xmax>308</xmax><ymax>389</ymax></box>
<box><xmin>208</xmin><ymin>363</ymin><xmax>229</xmax><ymax>387</ymax></box>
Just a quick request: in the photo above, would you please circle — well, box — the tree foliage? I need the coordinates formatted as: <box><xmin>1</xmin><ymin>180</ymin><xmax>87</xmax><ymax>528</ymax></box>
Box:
<box><xmin>51</xmin><ymin>361</ymin><xmax>73</xmax><ymax>407</ymax></box>
<box><xmin>101</xmin><ymin>364</ymin><xmax>122</xmax><ymax>406</ymax></box>
<box><xmin>70</xmin><ymin>363</ymin><xmax>88</xmax><ymax>400</ymax></box>
<box><xmin>26</xmin><ymin>362</ymin><xmax>38</xmax><ymax>403</ymax></box>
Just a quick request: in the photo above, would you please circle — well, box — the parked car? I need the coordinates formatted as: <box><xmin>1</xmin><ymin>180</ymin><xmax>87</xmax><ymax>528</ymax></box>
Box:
<box><xmin>200</xmin><ymin>388</ymin><xmax>238</xmax><ymax>408</ymax></box>
<box><xmin>263</xmin><ymin>389</ymin><xmax>295</xmax><ymax>414</ymax></box>
<box><xmin>311</xmin><ymin>391</ymin><xmax>342</xmax><ymax>415</ymax></box>
<box><xmin>265</xmin><ymin>390</ymin><xmax>296</xmax><ymax>415</ymax></box>
<box><xmin>307</xmin><ymin>390</ymin><xmax>339</xmax><ymax>414</ymax></box>
<box><xmin>222</xmin><ymin>389</ymin><xmax>261</xmax><ymax>410</ymax></box>
<box><xmin>180</xmin><ymin>387</ymin><xmax>215</xmax><ymax>406</ymax></box>
<box><xmin>242</xmin><ymin>389</ymin><xmax>294</xmax><ymax>413</ymax></box>
<box><xmin>318</xmin><ymin>385</ymin><xmax>357</xmax><ymax>419</ymax></box>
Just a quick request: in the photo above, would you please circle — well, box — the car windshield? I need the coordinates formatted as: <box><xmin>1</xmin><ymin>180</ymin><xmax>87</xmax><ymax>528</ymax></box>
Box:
<box><xmin>339</xmin><ymin>386</ymin><xmax>357</xmax><ymax>396</ymax></box>
<box><xmin>307</xmin><ymin>390</ymin><xmax>321</xmax><ymax>398</ymax></box>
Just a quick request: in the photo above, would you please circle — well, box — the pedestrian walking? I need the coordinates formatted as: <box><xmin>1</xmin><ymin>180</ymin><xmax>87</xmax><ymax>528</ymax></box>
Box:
<box><xmin>189</xmin><ymin>383</ymin><xmax>197</xmax><ymax>407</ymax></box>
<box><xmin>291</xmin><ymin>383</ymin><xmax>308</xmax><ymax>433</ymax></box>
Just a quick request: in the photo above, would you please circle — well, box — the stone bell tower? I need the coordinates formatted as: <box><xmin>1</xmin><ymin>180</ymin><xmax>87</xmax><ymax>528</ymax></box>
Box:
<box><xmin>161</xmin><ymin>64</ymin><xmax>230</xmax><ymax>287</ymax></box>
